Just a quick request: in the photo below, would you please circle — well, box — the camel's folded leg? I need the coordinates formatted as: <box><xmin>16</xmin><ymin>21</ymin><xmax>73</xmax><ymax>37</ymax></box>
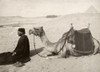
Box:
<box><xmin>46</xmin><ymin>44</ymin><xmax>70</xmax><ymax>59</ymax></box>
<box><xmin>46</xmin><ymin>55</ymin><xmax>62</xmax><ymax>59</ymax></box>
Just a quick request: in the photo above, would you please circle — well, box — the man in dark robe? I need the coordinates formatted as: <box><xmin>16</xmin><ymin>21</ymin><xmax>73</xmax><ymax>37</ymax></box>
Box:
<box><xmin>12</xmin><ymin>28</ymin><xmax>30</xmax><ymax>66</ymax></box>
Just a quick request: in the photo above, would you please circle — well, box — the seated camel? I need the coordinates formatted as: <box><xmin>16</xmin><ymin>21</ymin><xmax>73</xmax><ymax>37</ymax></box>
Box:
<box><xmin>29</xmin><ymin>26</ymin><xmax>100</xmax><ymax>58</ymax></box>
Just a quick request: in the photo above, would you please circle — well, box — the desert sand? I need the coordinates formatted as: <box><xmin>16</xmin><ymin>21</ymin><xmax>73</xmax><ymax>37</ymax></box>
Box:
<box><xmin>0</xmin><ymin>12</ymin><xmax>100</xmax><ymax>72</ymax></box>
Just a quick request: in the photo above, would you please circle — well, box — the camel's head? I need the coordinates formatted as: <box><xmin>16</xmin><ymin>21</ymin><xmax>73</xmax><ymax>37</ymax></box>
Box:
<box><xmin>29</xmin><ymin>26</ymin><xmax>44</xmax><ymax>37</ymax></box>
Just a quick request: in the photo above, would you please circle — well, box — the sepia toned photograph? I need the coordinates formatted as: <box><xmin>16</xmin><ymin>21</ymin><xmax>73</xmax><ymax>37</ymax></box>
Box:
<box><xmin>0</xmin><ymin>0</ymin><xmax>100</xmax><ymax>72</ymax></box>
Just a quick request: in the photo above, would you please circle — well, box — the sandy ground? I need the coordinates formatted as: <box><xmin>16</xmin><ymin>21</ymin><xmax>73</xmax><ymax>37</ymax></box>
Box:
<box><xmin>0</xmin><ymin>13</ymin><xmax>100</xmax><ymax>72</ymax></box>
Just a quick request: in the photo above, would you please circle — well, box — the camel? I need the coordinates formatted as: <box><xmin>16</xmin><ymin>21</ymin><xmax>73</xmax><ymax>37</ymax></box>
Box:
<box><xmin>29</xmin><ymin>26</ymin><xmax>100</xmax><ymax>58</ymax></box>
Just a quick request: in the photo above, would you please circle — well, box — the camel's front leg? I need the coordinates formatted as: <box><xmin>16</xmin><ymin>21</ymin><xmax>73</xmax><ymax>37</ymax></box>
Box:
<box><xmin>58</xmin><ymin>44</ymin><xmax>70</xmax><ymax>58</ymax></box>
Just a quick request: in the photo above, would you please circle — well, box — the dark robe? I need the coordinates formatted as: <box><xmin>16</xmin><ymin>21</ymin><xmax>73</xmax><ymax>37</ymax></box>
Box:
<box><xmin>12</xmin><ymin>35</ymin><xmax>30</xmax><ymax>63</ymax></box>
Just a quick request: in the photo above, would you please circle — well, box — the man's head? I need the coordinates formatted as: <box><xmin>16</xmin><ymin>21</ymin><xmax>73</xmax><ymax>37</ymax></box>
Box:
<box><xmin>18</xmin><ymin>28</ymin><xmax>25</xmax><ymax>36</ymax></box>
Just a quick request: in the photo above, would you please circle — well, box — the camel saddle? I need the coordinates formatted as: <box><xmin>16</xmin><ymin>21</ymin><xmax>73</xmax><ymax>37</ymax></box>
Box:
<box><xmin>74</xmin><ymin>28</ymin><xmax>94</xmax><ymax>55</ymax></box>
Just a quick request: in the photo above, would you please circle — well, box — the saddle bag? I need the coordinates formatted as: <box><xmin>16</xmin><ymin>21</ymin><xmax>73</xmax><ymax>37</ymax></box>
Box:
<box><xmin>74</xmin><ymin>28</ymin><xmax>94</xmax><ymax>55</ymax></box>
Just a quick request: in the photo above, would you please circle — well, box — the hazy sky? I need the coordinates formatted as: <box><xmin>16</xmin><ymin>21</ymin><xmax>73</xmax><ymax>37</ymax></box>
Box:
<box><xmin>0</xmin><ymin>0</ymin><xmax>100</xmax><ymax>17</ymax></box>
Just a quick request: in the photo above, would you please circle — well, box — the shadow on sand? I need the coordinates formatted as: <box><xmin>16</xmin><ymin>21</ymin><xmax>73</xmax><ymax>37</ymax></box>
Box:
<box><xmin>30</xmin><ymin>47</ymin><xmax>44</xmax><ymax>57</ymax></box>
<box><xmin>0</xmin><ymin>47</ymin><xmax>44</xmax><ymax>66</ymax></box>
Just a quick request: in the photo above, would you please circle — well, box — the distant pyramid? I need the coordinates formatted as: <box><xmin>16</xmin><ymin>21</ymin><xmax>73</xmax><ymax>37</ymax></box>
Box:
<box><xmin>85</xmin><ymin>5</ymin><xmax>99</xmax><ymax>13</ymax></box>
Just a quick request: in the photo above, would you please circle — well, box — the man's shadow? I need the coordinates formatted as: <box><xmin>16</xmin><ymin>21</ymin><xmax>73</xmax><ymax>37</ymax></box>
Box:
<box><xmin>0</xmin><ymin>47</ymin><xmax>44</xmax><ymax>66</ymax></box>
<box><xmin>30</xmin><ymin>47</ymin><xmax>44</xmax><ymax>57</ymax></box>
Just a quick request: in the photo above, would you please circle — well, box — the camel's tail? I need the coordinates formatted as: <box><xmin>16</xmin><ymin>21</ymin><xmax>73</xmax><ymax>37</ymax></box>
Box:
<box><xmin>93</xmin><ymin>38</ymin><xmax>100</xmax><ymax>54</ymax></box>
<box><xmin>97</xmin><ymin>40</ymin><xmax>100</xmax><ymax>53</ymax></box>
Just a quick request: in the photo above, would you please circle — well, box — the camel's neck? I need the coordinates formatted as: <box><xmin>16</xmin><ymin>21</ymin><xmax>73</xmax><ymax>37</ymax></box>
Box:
<box><xmin>40</xmin><ymin>32</ymin><xmax>49</xmax><ymax>45</ymax></box>
<box><xmin>39</xmin><ymin>31</ymin><xmax>56</xmax><ymax>53</ymax></box>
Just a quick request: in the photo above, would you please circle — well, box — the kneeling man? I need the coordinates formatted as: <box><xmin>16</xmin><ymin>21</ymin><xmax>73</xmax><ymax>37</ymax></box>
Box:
<box><xmin>12</xmin><ymin>28</ymin><xmax>30</xmax><ymax>66</ymax></box>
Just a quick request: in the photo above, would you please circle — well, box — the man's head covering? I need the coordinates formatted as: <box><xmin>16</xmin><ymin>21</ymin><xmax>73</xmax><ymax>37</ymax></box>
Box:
<box><xmin>18</xmin><ymin>28</ymin><xmax>25</xmax><ymax>34</ymax></box>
